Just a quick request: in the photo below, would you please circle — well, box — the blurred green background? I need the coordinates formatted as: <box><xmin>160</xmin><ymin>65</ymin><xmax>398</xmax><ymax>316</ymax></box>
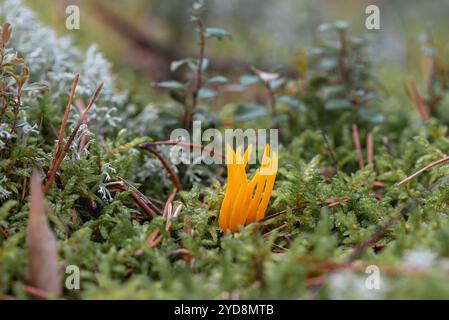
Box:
<box><xmin>23</xmin><ymin>0</ymin><xmax>449</xmax><ymax>98</ymax></box>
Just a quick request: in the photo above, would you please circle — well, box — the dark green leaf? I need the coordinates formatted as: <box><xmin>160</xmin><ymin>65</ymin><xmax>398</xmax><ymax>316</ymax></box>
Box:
<box><xmin>198</xmin><ymin>88</ymin><xmax>217</xmax><ymax>99</ymax></box>
<box><xmin>269</xmin><ymin>78</ymin><xmax>285</xmax><ymax>90</ymax></box>
<box><xmin>240</xmin><ymin>75</ymin><xmax>259</xmax><ymax>86</ymax></box>
<box><xmin>325</xmin><ymin>99</ymin><xmax>352</xmax><ymax>110</ymax></box>
<box><xmin>205</xmin><ymin>28</ymin><xmax>232</xmax><ymax>40</ymax></box>
<box><xmin>22</xmin><ymin>82</ymin><xmax>48</xmax><ymax>92</ymax></box>
<box><xmin>276</xmin><ymin>95</ymin><xmax>305</xmax><ymax>111</ymax></box>
<box><xmin>169</xmin><ymin>91</ymin><xmax>186</xmax><ymax>105</ymax></box>
<box><xmin>234</xmin><ymin>103</ymin><xmax>268</xmax><ymax>122</ymax></box>
<box><xmin>153</xmin><ymin>81</ymin><xmax>185</xmax><ymax>90</ymax></box>
<box><xmin>207</xmin><ymin>76</ymin><xmax>228</xmax><ymax>84</ymax></box>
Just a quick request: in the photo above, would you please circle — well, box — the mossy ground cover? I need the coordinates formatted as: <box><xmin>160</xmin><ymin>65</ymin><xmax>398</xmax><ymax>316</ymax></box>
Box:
<box><xmin>2</xmin><ymin>0</ymin><xmax>449</xmax><ymax>299</ymax></box>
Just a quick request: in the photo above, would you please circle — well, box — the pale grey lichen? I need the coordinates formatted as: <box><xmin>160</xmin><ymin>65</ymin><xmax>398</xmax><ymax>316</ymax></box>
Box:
<box><xmin>0</xmin><ymin>124</ymin><xmax>12</xmax><ymax>150</ymax></box>
<box><xmin>97</xmin><ymin>163</ymin><xmax>122</xmax><ymax>202</ymax></box>
<box><xmin>328</xmin><ymin>270</ymin><xmax>387</xmax><ymax>300</ymax></box>
<box><xmin>69</xmin><ymin>124</ymin><xmax>94</xmax><ymax>161</ymax></box>
<box><xmin>0</xmin><ymin>0</ymin><xmax>129</xmax><ymax>134</ymax></box>
<box><xmin>0</xmin><ymin>177</ymin><xmax>12</xmax><ymax>200</ymax></box>
<box><xmin>135</xmin><ymin>153</ymin><xmax>174</xmax><ymax>189</ymax></box>
<box><xmin>127</xmin><ymin>103</ymin><xmax>160</xmax><ymax>137</ymax></box>
<box><xmin>403</xmin><ymin>250</ymin><xmax>437</xmax><ymax>269</ymax></box>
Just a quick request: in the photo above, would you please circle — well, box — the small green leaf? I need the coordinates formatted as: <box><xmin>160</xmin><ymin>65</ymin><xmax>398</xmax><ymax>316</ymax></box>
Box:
<box><xmin>269</xmin><ymin>78</ymin><xmax>285</xmax><ymax>90</ymax></box>
<box><xmin>358</xmin><ymin>108</ymin><xmax>385</xmax><ymax>123</ymax></box>
<box><xmin>234</xmin><ymin>103</ymin><xmax>268</xmax><ymax>122</ymax></box>
<box><xmin>153</xmin><ymin>81</ymin><xmax>185</xmax><ymax>90</ymax></box>
<box><xmin>322</xmin><ymin>85</ymin><xmax>344</xmax><ymax>98</ymax></box>
<box><xmin>335</xmin><ymin>20</ymin><xmax>350</xmax><ymax>30</ymax></box>
<box><xmin>253</xmin><ymin>68</ymin><xmax>279</xmax><ymax>82</ymax></box>
<box><xmin>205</xmin><ymin>28</ymin><xmax>232</xmax><ymax>40</ymax></box>
<box><xmin>171</xmin><ymin>58</ymin><xmax>193</xmax><ymax>72</ymax></box>
<box><xmin>325</xmin><ymin>99</ymin><xmax>352</xmax><ymax>110</ymax></box>
<box><xmin>276</xmin><ymin>95</ymin><xmax>305</xmax><ymax>111</ymax></box>
<box><xmin>201</xmin><ymin>58</ymin><xmax>209</xmax><ymax>71</ymax></box>
<box><xmin>318</xmin><ymin>23</ymin><xmax>333</xmax><ymax>32</ymax></box>
<box><xmin>270</xmin><ymin>114</ymin><xmax>289</xmax><ymax>126</ymax></box>
<box><xmin>170</xmin><ymin>91</ymin><xmax>186</xmax><ymax>104</ymax></box>
<box><xmin>22</xmin><ymin>82</ymin><xmax>48</xmax><ymax>92</ymax></box>
<box><xmin>198</xmin><ymin>88</ymin><xmax>217</xmax><ymax>99</ymax></box>
<box><xmin>319</xmin><ymin>57</ymin><xmax>337</xmax><ymax>70</ymax></box>
<box><xmin>207</xmin><ymin>76</ymin><xmax>228</xmax><ymax>84</ymax></box>
<box><xmin>3</xmin><ymin>54</ymin><xmax>24</xmax><ymax>66</ymax></box>
<box><xmin>240</xmin><ymin>75</ymin><xmax>259</xmax><ymax>86</ymax></box>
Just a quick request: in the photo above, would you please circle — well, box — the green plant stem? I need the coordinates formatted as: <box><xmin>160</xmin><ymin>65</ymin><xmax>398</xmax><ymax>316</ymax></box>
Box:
<box><xmin>185</xmin><ymin>19</ymin><xmax>206</xmax><ymax>129</ymax></box>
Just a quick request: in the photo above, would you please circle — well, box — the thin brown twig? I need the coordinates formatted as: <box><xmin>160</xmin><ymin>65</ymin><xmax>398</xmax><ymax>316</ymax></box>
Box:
<box><xmin>55</xmin><ymin>73</ymin><xmax>79</xmax><ymax>159</ymax></box>
<box><xmin>263</xmin><ymin>223</ymin><xmax>287</xmax><ymax>239</ymax></box>
<box><xmin>404</xmin><ymin>81</ymin><xmax>420</xmax><ymax>117</ymax></box>
<box><xmin>6</xmin><ymin>281</ymin><xmax>54</xmax><ymax>300</ymax></box>
<box><xmin>140</xmin><ymin>194</ymin><xmax>182</xmax><ymax>252</ymax></box>
<box><xmin>20</xmin><ymin>176</ymin><xmax>27</xmax><ymax>201</ymax></box>
<box><xmin>146</xmin><ymin>229</ymin><xmax>163</xmax><ymax>248</ymax></box>
<box><xmin>306</xmin><ymin>207</ymin><xmax>410</xmax><ymax>298</ymax></box>
<box><xmin>108</xmin><ymin>179</ymin><xmax>161</xmax><ymax>219</ymax></box>
<box><xmin>264</xmin><ymin>81</ymin><xmax>277</xmax><ymax>118</ymax></box>
<box><xmin>117</xmin><ymin>178</ymin><xmax>162</xmax><ymax>215</ymax></box>
<box><xmin>164</xmin><ymin>189</ymin><xmax>177</xmax><ymax>216</ymax></box>
<box><xmin>186</xmin><ymin>19</ymin><xmax>206</xmax><ymax>129</ymax></box>
<box><xmin>25</xmin><ymin>285</ymin><xmax>51</xmax><ymax>300</ymax></box>
<box><xmin>109</xmin><ymin>184</ymin><xmax>157</xmax><ymax>219</ymax></box>
<box><xmin>260</xmin><ymin>205</ymin><xmax>305</xmax><ymax>222</ymax></box>
<box><xmin>397</xmin><ymin>155</ymin><xmax>449</xmax><ymax>186</ymax></box>
<box><xmin>48</xmin><ymin>123</ymin><xmax>58</xmax><ymax>139</ymax></box>
<box><xmin>411</xmin><ymin>80</ymin><xmax>430</xmax><ymax>120</ymax></box>
<box><xmin>318</xmin><ymin>196</ymin><xmax>350</xmax><ymax>206</ymax></box>
<box><xmin>404</xmin><ymin>80</ymin><xmax>430</xmax><ymax>121</ymax></box>
<box><xmin>0</xmin><ymin>225</ymin><xmax>9</xmax><ymax>239</ymax></box>
<box><xmin>352</xmin><ymin>124</ymin><xmax>364</xmax><ymax>169</ymax></box>
<box><xmin>367</xmin><ymin>132</ymin><xmax>374</xmax><ymax>165</ymax></box>
<box><xmin>144</xmin><ymin>146</ymin><xmax>183</xmax><ymax>191</ymax></box>
<box><xmin>74</xmin><ymin>99</ymin><xmax>88</xmax><ymax>154</ymax></box>
<box><xmin>71</xmin><ymin>208</ymin><xmax>77</xmax><ymax>225</ymax></box>
<box><xmin>184</xmin><ymin>215</ymin><xmax>194</xmax><ymax>237</ymax></box>
<box><xmin>271</xmin><ymin>242</ymin><xmax>288</xmax><ymax>252</ymax></box>
<box><xmin>347</xmin><ymin>208</ymin><xmax>409</xmax><ymax>262</ymax></box>
<box><xmin>261</xmin><ymin>197</ymin><xmax>349</xmax><ymax>223</ymax></box>
<box><xmin>168</xmin><ymin>248</ymin><xmax>192</xmax><ymax>258</ymax></box>
<box><xmin>44</xmin><ymin>81</ymin><xmax>104</xmax><ymax>194</ymax></box>
<box><xmin>129</xmin><ymin>193</ymin><xmax>157</xmax><ymax>219</ymax></box>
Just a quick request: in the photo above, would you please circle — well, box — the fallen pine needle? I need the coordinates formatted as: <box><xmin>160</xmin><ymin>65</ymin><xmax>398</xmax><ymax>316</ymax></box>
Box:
<box><xmin>397</xmin><ymin>156</ymin><xmax>449</xmax><ymax>186</ymax></box>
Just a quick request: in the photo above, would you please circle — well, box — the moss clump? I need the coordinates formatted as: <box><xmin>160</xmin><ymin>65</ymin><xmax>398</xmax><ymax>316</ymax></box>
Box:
<box><xmin>1</xmin><ymin>1</ymin><xmax>449</xmax><ymax>299</ymax></box>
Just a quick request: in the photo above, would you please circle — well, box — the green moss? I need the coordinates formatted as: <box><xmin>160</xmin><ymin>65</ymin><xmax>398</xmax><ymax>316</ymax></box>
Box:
<box><xmin>1</xmin><ymin>0</ymin><xmax>449</xmax><ymax>300</ymax></box>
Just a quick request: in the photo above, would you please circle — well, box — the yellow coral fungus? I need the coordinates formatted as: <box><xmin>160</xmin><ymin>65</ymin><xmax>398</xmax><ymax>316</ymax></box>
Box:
<box><xmin>219</xmin><ymin>144</ymin><xmax>278</xmax><ymax>233</ymax></box>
